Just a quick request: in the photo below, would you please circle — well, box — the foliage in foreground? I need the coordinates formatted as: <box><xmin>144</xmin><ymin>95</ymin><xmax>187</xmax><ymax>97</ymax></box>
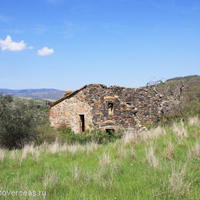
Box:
<box><xmin>159</xmin><ymin>99</ymin><xmax>200</xmax><ymax>126</ymax></box>
<box><xmin>0</xmin><ymin>95</ymin><xmax>47</xmax><ymax>149</ymax></box>
<box><xmin>0</xmin><ymin>117</ymin><xmax>200</xmax><ymax>199</ymax></box>
<box><xmin>0</xmin><ymin>94</ymin><xmax>122</xmax><ymax>149</ymax></box>
<box><xmin>57</xmin><ymin>126</ymin><xmax>123</xmax><ymax>144</ymax></box>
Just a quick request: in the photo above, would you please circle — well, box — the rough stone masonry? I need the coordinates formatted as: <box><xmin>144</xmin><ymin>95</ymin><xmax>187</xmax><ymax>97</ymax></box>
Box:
<box><xmin>49</xmin><ymin>84</ymin><xmax>182</xmax><ymax>133</ymax></box>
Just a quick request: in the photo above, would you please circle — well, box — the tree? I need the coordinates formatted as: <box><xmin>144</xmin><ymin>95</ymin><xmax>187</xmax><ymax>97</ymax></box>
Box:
<box><xmin>0</xmin><ymin>95</ymin><xmax>42</xmax><ymax>149</ymax></box>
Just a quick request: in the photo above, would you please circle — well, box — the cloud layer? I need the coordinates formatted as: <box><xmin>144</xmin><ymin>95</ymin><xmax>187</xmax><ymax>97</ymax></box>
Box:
<box><xmin>0</xmin><ymin>35</ymin><xmax>54</xmax><ymax>56</ymax></box>
<box><xmin>37</xmin><ymin>46</ymin><xmax>54</xmax><ymax>56</ymax></box>
<box><xmin>0</xmin><ymin>35</ymin><xmax>26</xmax><ymax>51</ymax></box>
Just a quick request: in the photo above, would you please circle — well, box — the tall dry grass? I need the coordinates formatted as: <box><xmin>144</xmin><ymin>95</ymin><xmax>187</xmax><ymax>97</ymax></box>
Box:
<box><xmin>86</xmin><ymin>142</ymin><xmax>98</xmax><ymax>155</ymax></box>
<box><xmin>168</xmin><ymin>164</ymin><xmax>191</xmax><ymax>197</ymax></box>
<box><xmin>164</xmin><ymin>142</ymin><xmax>174</xmax><ymax>160</ymax></box>
<box><xmin>122</xmin><ymin>132</ymin><xmax>140</xmax><ymax>145</ymax></box>
<box><xmin>173</xmin><ymin>120</ymin><xmax>188</xmax><ymax>139</ymax></box>
<box><xmin>188</xmin><ymin>116</ymin><xmax>199</xmax><ymax>126</ymax></box>
<box><xmin>0</xmin><ymin>149</ymin><xmax>5</xmax><ymax>162</ymax></box>
<box><xmin>6</xmin><ymin>141</ymin><xmax>100</xmax><ymax>164</ymax></box>
<box><xmin>1</xmin><ymin>118</ymin><xmax>199</xmax><ymax>199</ymax></box>
<box><xmin>142</xmin><ymin>126</ymin><xmax>166</xmax><ymax>141</ymax></box>
<box><xmin>188</xmin><ymin>142</ymin><xmax>200</xmax><ymax>160</ymax></box>
<box><xmin>99</xmin><ymin>152</ymin><xmax>111</xmax><ymax>167</ymax></box>
<box><xmin>122</xmin><ymin>126</ymin><xmax>166</xmax><ymax>146</ymax></box>
<box><xmin>146</xmin><ymin>145</ymin><xmax>159</xmax><ymax>168</ymax></box>
<box><xmin>71</xmin><ymin>165</ymin><xmax>91</xmax><ymax>185</ymax></box>
<box><xmin>21</xmin><ymin>144</ymin><xmax>35</xmax><ymax>160</ymax></box>
<box><xmin>118</xmin><ymin>146</ymin><xmax>127</xmax><ymax>158</ymax></box>
<box><xmin>43</xmin><ymin>171</ymin><xmax>59</xmax><ymax>189</ymax></box>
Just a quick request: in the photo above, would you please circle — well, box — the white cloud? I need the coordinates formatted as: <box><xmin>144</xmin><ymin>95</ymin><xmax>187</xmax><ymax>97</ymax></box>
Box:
<box><xmin>0</xmin><ymin>35</ymin><xmax>26</xmax><ymax>51</ymax></box>
<box><xmin>37</xmin><ymin>46</ymin><xmax>54</xmax><ymax>56</ymax></box>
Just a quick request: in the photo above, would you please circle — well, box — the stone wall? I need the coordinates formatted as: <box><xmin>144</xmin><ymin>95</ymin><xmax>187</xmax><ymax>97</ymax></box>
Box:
<box><xmin>49</xmin><ymin>84</ymin><xmax>180</xmax><ymax>133</ymax></box>
<box><xmin>49</xmin><ymin>90</ymin><xmax>93</xmax><ymax>133</ymax></box>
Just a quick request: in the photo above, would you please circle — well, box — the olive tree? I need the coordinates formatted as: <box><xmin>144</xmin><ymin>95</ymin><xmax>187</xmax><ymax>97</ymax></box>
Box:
<box><xmin>0</xmin><ymin>95</ymin><xmax>43</xmax><ymax>149</ymax></box>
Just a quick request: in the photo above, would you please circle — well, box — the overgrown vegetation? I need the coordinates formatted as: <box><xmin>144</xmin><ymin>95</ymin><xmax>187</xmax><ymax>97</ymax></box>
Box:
<box><xmin>0</xmin><ymin>95</ymin><xmax>47</xmax><ymax>149</ymax></box>
<box><xmin>0</xmin><ymin>118</ymin><xmax>200</xmax><ymax>199</ymax></box>
<box><xmin>159</xmin><ymin>99</ymin><xmax>200</xmax><ymax>125</ymax></box>
<box><xmin>1</xmin><ymin>75</ymin><xmax>200</xmax><ymax>199</ymax></box>
<box><xmin>1</xmin><ymin>75</ymin><xmax>200</xmax><ymax>149</ymax></box>
<box><xmin>148</xmin><ymin>75</ymin><xmax>200</xmax><ymax>126</ymax></box>
<box><xmin>0</xmin><ymin>94</ymin><xmax>122</xmax><ymax>149</ymax></box>
<box><xmin>57</xmin><ymin>126</ymin><xmax>122</xmax><ymax>144</ymax></box>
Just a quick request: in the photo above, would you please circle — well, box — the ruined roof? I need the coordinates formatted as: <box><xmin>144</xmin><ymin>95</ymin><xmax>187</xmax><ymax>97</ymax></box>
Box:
<box><xmin>50</xmin><ymin>83</ymin><xmax>155</xmax><ymax>108</ymax></box>
<box><xmin>49</xmin><ymin>84</ymin><xmax>107</xmax><ymax>108</ymax></box>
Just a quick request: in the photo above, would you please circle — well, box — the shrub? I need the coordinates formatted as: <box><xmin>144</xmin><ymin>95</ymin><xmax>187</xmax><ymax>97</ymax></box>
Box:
<box><xmin>36</xmin><ymin>122</ymin><xmax>58</xmax><ymax>145</ymax></box>
<box><xmin>0</xmin><ymin>95</ymin><xmax>45</xmax><ymax>149</ymax></box>
<box><xmin>90</xmin><ymin>128</ymin><xmax>122</xmax><ymax>144</ymax></box>
<box><xmin>159</xmin><ymin>100</ymin><xmax>200</xmax><ymax>126</ymax></box>
<box><xmin>56</xmin><ymin>127</ymin><xmax>123</xmax><ymax>144</ymax></box>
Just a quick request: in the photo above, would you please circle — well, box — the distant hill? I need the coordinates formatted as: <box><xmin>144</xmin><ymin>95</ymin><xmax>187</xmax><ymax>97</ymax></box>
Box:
<box><xmin>1</xmin><ymin>75</ymin><xmax>199</xmax><ymax>101</ymax></box>
<box><xmin>0</xmin><ymin>88</ymin><xmax>65</xmax><ymax>100</ymax></box>
<box><xmin>162</xmin><ymin>75</ymin><xmax>200</xmax><ymax>100</ymax></box>
<box><xmin>144</xmin><ymin>75</ymin><xmax>200</xmax><ymax>99</ymax></box>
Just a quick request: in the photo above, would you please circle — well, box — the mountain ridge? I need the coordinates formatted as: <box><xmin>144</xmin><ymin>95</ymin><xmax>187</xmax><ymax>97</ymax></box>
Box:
<box><xmin>0</xmin><ymin>88</ymin><xmax>65</xmax><ymax>100</ymax></box>
<box><xmin>1</xmin><ymin>75</ymin><xmax>200</xmax><ymax>100</ymax></box>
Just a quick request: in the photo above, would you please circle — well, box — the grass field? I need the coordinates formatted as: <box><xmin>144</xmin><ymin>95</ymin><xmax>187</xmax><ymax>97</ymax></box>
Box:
<box><xmin>0</xmin><ymin>117</ymin><xmax>200</xmax><ymax>200</ymax></box>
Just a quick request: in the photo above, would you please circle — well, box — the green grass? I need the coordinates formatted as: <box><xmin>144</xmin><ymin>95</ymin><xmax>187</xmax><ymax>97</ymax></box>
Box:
<box><xmin>0</xmin><ymin>118</ymin><xmax>200</xmax><ymax>199</ymax></box>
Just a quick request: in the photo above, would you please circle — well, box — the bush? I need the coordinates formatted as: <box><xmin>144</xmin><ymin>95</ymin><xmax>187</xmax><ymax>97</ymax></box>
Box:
<box><xmin>89</xmin><ymin>128</ymin><xmax>123</xmax><ymax>144</ymax></box>
<box><xmin>36</xmin><ymin>122</ymin><xmax>58</xmax><ymax>145</ymax></box>
<box><xmin>57</xmin><ymin>126</ymin><xmax>123</xmax><ymax>144</ymax></box>
<box><xmin>159</xmin><ymin>99</ymin><xmax>200</xmax><ymax>126</ymax></box>
<box><xmin>0</xmin><ymin>94</ymin><xmax>122</xmax><ymax>148</ymax></box>
<box><xmin>0</xmin><ymin>95</ymin><xmax>45</xmax><ymax>149</ymax></box>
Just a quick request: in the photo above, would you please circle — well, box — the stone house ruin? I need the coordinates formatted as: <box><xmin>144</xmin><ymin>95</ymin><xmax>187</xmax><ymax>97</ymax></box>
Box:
<box><xmin>49</xmin><ymin>84</ymin><xmax>181</xmax><ymax>133</ymax></box>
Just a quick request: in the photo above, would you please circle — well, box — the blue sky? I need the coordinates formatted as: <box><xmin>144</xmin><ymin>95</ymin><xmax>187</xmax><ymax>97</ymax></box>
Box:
<box><xmin>0</xmin><ymin>0</ymin><xmax>200</xmax><ymax>90</ymax></box>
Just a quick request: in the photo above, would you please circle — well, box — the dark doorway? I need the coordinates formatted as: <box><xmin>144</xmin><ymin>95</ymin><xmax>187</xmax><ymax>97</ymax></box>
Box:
<box><xmin>79</xmin><ymin>115</ymin><xmax>85</xmax><ymax>133</ymax></box>
<box><xmin>106</xmin><ymin>129</ymin><xmax>115</xmax><ymax>135</ymax></box>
